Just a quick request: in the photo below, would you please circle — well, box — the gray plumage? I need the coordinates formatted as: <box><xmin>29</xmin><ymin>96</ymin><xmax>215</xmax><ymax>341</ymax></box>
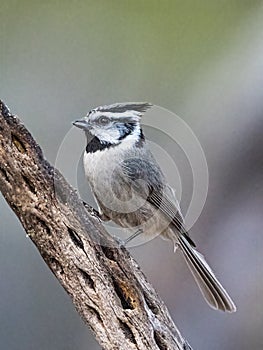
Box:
<box><xmin>73</xmin><ymin>102</ymin><xmax>236</xmax><ymax>312</ymax></box>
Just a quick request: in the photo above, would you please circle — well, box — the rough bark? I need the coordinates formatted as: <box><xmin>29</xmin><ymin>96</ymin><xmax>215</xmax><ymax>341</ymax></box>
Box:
<box><xmin>0</xmin><ymin>100</ymin><xmax>192</xmax><ymax>350</ymax></box>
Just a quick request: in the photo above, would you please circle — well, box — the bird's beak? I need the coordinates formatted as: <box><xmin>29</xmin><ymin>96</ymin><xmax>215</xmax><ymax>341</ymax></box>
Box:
<box><xmin>72</xmin><ymin>118</ymin><xmax>91</xmax><ymax>130</ymax></box>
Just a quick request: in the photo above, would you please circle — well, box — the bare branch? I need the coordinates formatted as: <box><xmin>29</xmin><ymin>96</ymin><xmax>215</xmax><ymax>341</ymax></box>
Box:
<box><xmin>0</xmin><ymin>100</ymin><xmax>192</xmax><ymax>350</ymax></box>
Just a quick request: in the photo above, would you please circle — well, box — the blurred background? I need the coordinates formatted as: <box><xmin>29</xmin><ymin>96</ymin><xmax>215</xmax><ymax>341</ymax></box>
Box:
<box><xmin>1</xmin><ymin>1</ymin><xmax>263</xmax><ymax>349</ymax></box>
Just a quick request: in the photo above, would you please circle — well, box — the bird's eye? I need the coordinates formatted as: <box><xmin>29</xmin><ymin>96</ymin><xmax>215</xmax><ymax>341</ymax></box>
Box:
<box><xmin>97</xmin><ymin>116</ymin><xmax>110</xmax><ymax>125</ymax></box>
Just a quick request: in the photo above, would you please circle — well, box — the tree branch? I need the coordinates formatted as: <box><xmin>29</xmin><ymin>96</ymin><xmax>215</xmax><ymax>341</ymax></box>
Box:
<box><xmin>0</xmin><ymin>100</ymin><xmax>192</xmax><ymax>350</ymax></box>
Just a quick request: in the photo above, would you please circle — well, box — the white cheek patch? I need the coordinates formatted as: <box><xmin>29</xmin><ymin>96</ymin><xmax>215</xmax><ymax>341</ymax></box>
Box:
<box><xmin>94</xmin><ymin>127</ymin><xmax>120</xmax><ymax>144</ymax></box>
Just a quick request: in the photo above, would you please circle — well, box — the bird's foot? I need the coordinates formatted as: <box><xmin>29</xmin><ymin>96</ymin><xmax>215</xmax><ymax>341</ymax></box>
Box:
<box><xmin>112</xmin><ymin>235</ymin><xmax>126</xmax><ymax>248</ymax></box>
<box><xmin>83</xmin><ymin>201</ymin><xmax>108</xmax><ymax>223</ymax></box>
<box><xmin>112</xmin><ymin>230</ymin><xmax>143</xmax><ymax>248</ymax></box>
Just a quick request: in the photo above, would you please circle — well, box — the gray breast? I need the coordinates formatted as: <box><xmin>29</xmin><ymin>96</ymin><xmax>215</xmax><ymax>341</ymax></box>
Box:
<box><xmin>83</xmin><ymin>142</ymin><xmax>168</xmax><ymax>234</ymax></box>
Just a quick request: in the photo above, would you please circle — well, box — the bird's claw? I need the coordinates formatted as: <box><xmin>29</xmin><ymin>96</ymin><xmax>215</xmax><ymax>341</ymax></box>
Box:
<box><xmin>83</xmin><ymin>202</ymin><xmax>102</xmax><ymax>222</ymax></box>
<box><xmin>112</xmin><ymin>235</ymin><xmax>126</xmax><ymax>248</ymax></box>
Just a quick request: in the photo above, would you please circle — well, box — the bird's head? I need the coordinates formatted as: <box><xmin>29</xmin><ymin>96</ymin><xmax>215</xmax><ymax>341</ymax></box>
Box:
<box><xmin>73</xmin><ymin>102</ymin><xmax>152</xmax><ymax>147</ymax></box>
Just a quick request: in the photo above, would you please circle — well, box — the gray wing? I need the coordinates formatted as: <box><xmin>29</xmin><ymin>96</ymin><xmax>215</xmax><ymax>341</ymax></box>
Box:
<box><xmin>122</xmin><ymin>156</ymin><xmax>195</xmax><ymax>246</ymax></box>
<box><xmin>122</xmin><ymin>157</ymin><xmax>237</xmax><ymax>312</ymax></box>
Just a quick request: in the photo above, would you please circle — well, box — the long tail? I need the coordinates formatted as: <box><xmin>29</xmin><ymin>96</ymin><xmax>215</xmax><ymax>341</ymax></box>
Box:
<box><xmin>176</xmin><ymin>234</ymin><xmax>236</xmax><ymax>312</ymax></box>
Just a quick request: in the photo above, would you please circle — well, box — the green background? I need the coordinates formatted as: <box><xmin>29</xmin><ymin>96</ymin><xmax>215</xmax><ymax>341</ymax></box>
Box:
<box><xmin>1</xmin><ymin>1</ymin><xmax>263</xmax><ymax>349</ymax></box>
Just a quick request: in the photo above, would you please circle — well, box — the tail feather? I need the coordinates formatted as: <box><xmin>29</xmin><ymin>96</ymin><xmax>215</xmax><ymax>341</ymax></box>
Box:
<box><xmin>177</xmin><ymin>235</ymin><xmax>236</xmax><ymax>312</ymax></box>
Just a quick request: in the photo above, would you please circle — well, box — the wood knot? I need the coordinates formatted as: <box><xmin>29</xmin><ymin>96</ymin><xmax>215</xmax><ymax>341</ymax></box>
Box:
<box><xmin>113</xmin><ymin>278</ymin><xmax>140</xmax><ymax>310</ymax></box>
<box><xmin>12</xmin><ymin>134</ymin><xmax>26</xmax><ymax>153</ymax></box>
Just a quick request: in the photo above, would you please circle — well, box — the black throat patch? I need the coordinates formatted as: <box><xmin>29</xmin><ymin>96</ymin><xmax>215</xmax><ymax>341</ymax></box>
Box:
<box><xmin>85</xmin><ymin>132</ymin><xmax>119</xmax><ymax>153</ymax></box>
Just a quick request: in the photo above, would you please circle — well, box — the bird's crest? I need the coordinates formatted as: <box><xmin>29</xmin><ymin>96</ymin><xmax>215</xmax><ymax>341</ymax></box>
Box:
<box><xmin>88</xmin><ymin>102</ymin><xmax>152</xmax><ymax>123</ymax></box>
<box><xmin>95</xmin><ymin>102</ymin><xmax>152</xmax><ymax>115</ymax></box>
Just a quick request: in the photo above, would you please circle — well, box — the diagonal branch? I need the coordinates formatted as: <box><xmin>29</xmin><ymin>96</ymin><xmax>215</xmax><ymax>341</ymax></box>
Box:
<box><xmin>0</xmin><ymin>100</ymin><xmax>192</xmax><ymax>350</ymax></box>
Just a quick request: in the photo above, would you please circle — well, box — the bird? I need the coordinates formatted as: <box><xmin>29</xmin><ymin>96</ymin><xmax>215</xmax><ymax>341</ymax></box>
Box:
<box><xmin>73</xmin><ymin>102</ymin><xmax>236</xmax><ymax>312</ymax></box>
